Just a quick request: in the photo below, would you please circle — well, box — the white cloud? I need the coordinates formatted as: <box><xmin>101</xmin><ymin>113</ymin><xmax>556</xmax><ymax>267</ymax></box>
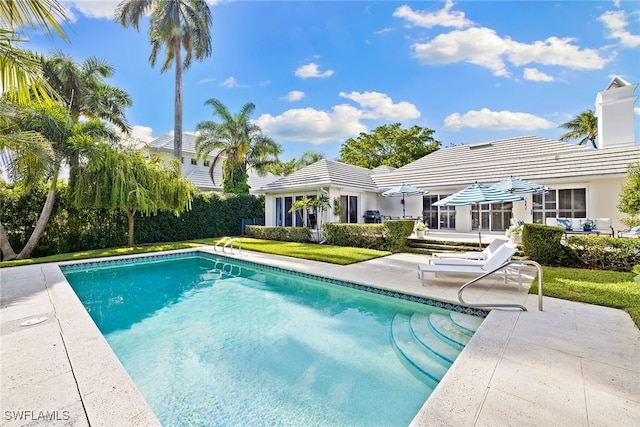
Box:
<box><xmin>220</xmin><ymin>77</ymin><xmax>239</xmax><ymax>88</ymax></box>
<box><xmin>255</xmin><ymin>91</ymin><xmax>420</xmax><ymax>144</ymax></box>
<box><xmin>295</xmin><ymin>62</ymin><xmax>334</xmax><ymax>79</ymax></box>
<box><xmin>131</xmin><ymin>125</ymin><xmax>154</xmax><ymax>143</ymax></box>
<box><xmin>635</xmin><ymin>107</ymin><xmax>640</xmax><ymax>116</ymax></box>
<box><xmin>393</xmin><ymin>1</ymin><xmax>473</xmax><ymax>29</ymax></box>
<box><xmin>523</xmin><ymin>68</ymin><xmax>554</xmax><ymax>82</ymax></box>
<box><xmin>443</xmin><ymin>108</ymin><xmax>555</xmax><ymax>131</ymax></box>
<box><xmin>199</xmin><ymin>77</ymin><xmax>216</xmax><ymax>84</ymax></box>
<box><xmin>60</xmin><ymin>0</ymin><xmax>219</xmax><ymax>21</ymax></box>
<box><xmin>598</xmin><ymin>10</ymin><xmax>640</xmax><ymax>48</ymax></box>
<box><xmin>411</xmin><ymin>27</ymin><xmax>608</xmax><ymax>77</ymax></box>
<box><xmin>339</xmin><ymin>91</ymin><xmax>420</xmax><ymax>120</ymax></box>
<box><xmin>284</xmin><ymin>90</ymin><xmax>305</xmax><ymax>101</ymax></box>
<box><xmin>254</xmin><ymin>105</ymin><xmax>365</xmax><ymax>145</ymax></box>
<box><xmin>374</xmin><ymin>27</ymin><xmax>393</xmax><ymax>35</ymax></box>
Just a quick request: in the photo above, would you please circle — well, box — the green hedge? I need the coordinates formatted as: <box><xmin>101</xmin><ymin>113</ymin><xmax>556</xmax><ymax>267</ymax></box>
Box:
<box><xmin>0</xmin><ymin>183</ymin><xmax>264</xmax><ymax>258</ymax></box>
<box><xmin>245</xmin><ymin>226</ymin><xmax>311</xmax><ymax>242</ymax></box>
<box><xmin>322</xmin><ymin>223</ymin><xmax>385</xmax><ymax>249</ymax></box>
<box><xmin>567</xmin><ymin>235</ymin><xmax>640</xmax><ymax>272</ymax></box>
<box><xmin>382</xmin><ymin>219</ymin><xmax>415</xmax><ymax>251</ymax></box>
<box><xmin>521</xmin><ymin>223</ymin><xmax>571</xmax><ymax>266</ymax></box>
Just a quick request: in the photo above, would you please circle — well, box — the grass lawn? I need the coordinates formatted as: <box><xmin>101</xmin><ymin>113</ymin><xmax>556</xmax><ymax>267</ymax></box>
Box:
<box><xmin>531</xmin><ymin>266</ymin><xmax>640</xmax><ymax>329</ymax></box>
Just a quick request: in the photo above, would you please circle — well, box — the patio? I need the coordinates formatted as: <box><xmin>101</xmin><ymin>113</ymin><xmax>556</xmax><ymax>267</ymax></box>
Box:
<box><xmin>1</xmin><ymin>247</ymin><xmax>638</xmax><ymax>426</ymax></box>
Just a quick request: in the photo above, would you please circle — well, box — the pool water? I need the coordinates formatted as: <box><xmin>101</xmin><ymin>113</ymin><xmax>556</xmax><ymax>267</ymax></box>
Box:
<box><xmin>63</xmin><ymin>253</ymin><xmax>480</xmax><ymax>426</ymax></box>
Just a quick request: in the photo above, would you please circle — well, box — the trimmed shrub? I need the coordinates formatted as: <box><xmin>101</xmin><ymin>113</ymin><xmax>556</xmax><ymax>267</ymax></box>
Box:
<box><xmin>383</xmin><ymin>219</ymin><xmax>415</xmax><ymax>252</ymax></box>
<box><xmin>521</xmin><ymin>223</ymin><xmax>572</xmax><ymax>266</ymax></box>
<box><xmin>567</xmin><ymin>235</ymin><xmax>640</xmax><ymax>272</ymax></box>
<box><xmin>323</xmin><ymin>223</ymin><xmax>385</xmax><ymax>249</ymax></box>
<box><xmin>245</xmin><ymin>226</ymin><xmax>311</xmax><ymax>242</ymax></box>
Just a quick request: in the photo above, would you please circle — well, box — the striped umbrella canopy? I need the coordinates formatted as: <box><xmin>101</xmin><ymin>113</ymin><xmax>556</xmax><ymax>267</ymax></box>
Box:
<box><xmin>381</xmin><ymin>183</ymin><xmax>428</xmax><ymax>218</ymax></box>
<box><xmin>434</xmin><ymin>183</ymin><xmax>525</xmax><ymax>249</ymax></box>
<box><xmin>490</xmin><ymin>176</ymin><xmax>549</xmax><ymax>193</ymax></box>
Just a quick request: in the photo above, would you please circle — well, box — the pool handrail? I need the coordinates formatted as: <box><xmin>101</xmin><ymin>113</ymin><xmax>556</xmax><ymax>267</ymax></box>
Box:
<box><xmin>214</xmin><ymin>236</ymin><xmax>242</xmax><ymax>255</ymax></box>
<box><xmin>457</xmin><ymin>259</ymin><xmax>543</xmax><ymax>312</ymax></box>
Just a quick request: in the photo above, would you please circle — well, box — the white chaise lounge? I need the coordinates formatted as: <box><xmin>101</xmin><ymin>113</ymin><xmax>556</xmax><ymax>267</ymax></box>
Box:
<box><xmin>430</xmin><ymin>238</ymin><xmax>508</xmax><ymax>262</ymax></box>
<box><xmin>418</xmin><ymin>244</ymin><xmax>522</xmax><ymax>290</ymax></box>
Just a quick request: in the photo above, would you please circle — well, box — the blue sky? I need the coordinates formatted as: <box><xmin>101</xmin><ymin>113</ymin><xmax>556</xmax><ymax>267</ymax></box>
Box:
<box><xmin>27</xmin><ymin>0</ymin><xmax>640</xmax><ymax>161</ymax></box>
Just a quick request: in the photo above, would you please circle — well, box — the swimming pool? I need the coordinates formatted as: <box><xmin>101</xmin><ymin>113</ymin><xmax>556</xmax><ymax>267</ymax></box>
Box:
<box><xmin>62</xmin><ymin>251</ymin><xmax>483</xmax><ymax>426</ymax></box>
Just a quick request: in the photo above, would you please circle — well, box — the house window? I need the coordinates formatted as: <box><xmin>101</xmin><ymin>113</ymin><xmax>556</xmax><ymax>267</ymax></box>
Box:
<box><xmin>284</xmin><ymin>197</ymin><xmax>293</xmax><ymax>226</ymax></box>
<box><xmin>473</xmin><ymin>202</ymin><xmax>512</xmax><ymax>232</ymax></box>
<box><xmin>423</xmin><ymin>195</ymin><xmax>454</xmax><ymax>229</ymax></box>
<box><xmin>533</xmin><ymin>188</ymin><xmax>586</xmax><ymax>223</ymax></box>
<box><xmin>275</xmin><ymin>197</ymin><xmax>283</xmax><ymax>226</ymax></box>
<box><xmin>181</xmin><ymin>156</ymin><xmax>184</xmax><ymax>163</ymax></box>
<box><xmin>203</xmin><ymin>159</ymin><xmax>210</xmax><ymax>167</ymax></box>
<box><xmin>190</xmin><ymin>158</ymin><xmax>197</xmax><ymax>165</ymax></box>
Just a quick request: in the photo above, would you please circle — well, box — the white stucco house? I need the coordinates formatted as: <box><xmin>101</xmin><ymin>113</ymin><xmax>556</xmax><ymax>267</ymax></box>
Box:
<box><xmin>148</xmin><ymin>133</ymin><xmax>280</xmax><ymax>194</ymax></box>
<box><xmin>260</xmin><ymin>76</ymin><xmax>640</xmax><ymax>234</ymax></box>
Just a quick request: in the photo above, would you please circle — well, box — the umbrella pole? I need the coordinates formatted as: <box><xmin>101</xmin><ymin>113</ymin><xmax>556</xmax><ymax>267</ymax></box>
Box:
<box><xmin>402</xmin><ymin>194</ymin><xmax>406</xmax><ymax>218</ymax></box>
<box><xmin>477</xmin><ymin>202</ymin><xmax>482</xmax><ymax>250</ymax></box>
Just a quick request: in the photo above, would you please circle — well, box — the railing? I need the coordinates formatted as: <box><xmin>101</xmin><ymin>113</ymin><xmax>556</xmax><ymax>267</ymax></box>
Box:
<box><xmin>213</xmin><ymin>259</ymin><xmax>242</xmax><ymax>277</ymax></box>
<box><xmin>458</xmin><ymin>260</ymin><xmax>543</xmax><ymax>311</ymax></box>
<box><xmin>213</xmin><ymin>237</ymin><xmax>242</xmax><ymax>255</ymax></box>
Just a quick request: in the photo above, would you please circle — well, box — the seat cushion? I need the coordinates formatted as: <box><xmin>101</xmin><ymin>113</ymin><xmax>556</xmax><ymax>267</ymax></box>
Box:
<box><xmin>556</xmin><ymin>218</ymin><xmax>572</xmax><ymax>230</ymax></box>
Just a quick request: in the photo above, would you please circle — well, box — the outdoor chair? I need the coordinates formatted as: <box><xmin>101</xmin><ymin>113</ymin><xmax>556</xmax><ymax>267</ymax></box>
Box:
<box><xmin>418</xmin><ymin>244</ymin><xmax>523</xmax><ymax>290</ymax></box>
<box><xmin>430</xmin><ymin>238</ymin><xmax>508</xmax><ymax>262</ymax></box>
<box><xmin>618</xmin><ymin>225</ymin><xmax>640</xmax><ymax>238</ymax></box>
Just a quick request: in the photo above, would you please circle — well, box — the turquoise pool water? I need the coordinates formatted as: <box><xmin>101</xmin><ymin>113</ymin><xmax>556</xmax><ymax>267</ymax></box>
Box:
<box><xmin>62</xmin><ymin>252</ymin><xmax>480</xmax><ymax>426</ymax></box>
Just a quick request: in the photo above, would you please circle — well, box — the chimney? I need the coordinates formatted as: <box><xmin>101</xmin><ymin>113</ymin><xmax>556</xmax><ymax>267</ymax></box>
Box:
<box><xmin>595</xmin><ymin>76</ymin><xmax>637</xmax><ymax>149</ymax></box>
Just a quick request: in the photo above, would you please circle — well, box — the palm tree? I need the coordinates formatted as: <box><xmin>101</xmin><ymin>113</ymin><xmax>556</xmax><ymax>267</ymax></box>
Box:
<box><xmin>0</xmin><ymin>103</ymin><xmax>118</xmax><ymax>260</ymax></box>
<box><xmin>0</xmin><ymin>0</ymin><xmax>68</xmax><ymax>105</ymax></box>
<box><xmin>42</xmin><ymin>52</ymin><xmax>132</xmax><ymax>134</ymax></box>
<box><xmin>195</xmin><ymin>98</ymin><xmax>281</xmax><ymax>193</ymax></box>
<box><xmin>558</xmin><ymin>110</ymin><xmax>598</xmax><ymax>148</ymax></box>
<box><xmin>115</xmin><ymin>0</ymin><xmax>213</xmax><ymax>168</ymax></box>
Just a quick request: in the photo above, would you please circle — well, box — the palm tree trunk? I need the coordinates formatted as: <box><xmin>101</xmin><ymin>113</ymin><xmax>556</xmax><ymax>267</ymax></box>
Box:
<box><xmin>0</xmin><ymin>222</ymin><xmax>18</xmax><ymax>260</ymax></box>
<box><xmin>125</xmin><ymin>208</ymin><xmax>136</xmax><ymax>247</ymax></box>
<box><xmin>174</xmin><ymin>38</ymin><xmax>183</xmax><ymax>170</ymax></box>
<box><xmin>16</xmin><ymin>162</ymin><xmax>61</xmax><ymax>259</ymax></box>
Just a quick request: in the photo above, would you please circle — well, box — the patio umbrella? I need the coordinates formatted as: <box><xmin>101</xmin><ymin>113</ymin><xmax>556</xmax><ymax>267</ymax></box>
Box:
<box><xmin>490</xmin><ymin>176</ymin><xmax>549</xmax><ymax>194</ymax></box>
<box><xmin>434</xmin><ymin>182</ymin><xmax>525</xmax><ymax>249</ymax></box>
<box><xmin>381</xmin><ymin>183</ymin><xmax>428</xmax><ymax>218</ymax></box>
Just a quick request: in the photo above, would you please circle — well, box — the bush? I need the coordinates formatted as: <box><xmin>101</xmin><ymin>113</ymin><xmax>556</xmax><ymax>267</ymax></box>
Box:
<box><xmin>383</xmin><ymin>219</ymin><xmax>415</xmax><ymax>252</ymax></box>
<box><xmin>521</xmin><ymin>223</ymin><xmax>573</xmax><ymax>266</ymax></box>
<box><xmin>323</xmin><ymin>223</ymin><xmax>385</xmax><ymax>249</ymax></box>
<box><xmin>245</xmin><ymin>226</ymin><xmax>312</xmax><ymax>242</ymax></box>
<box><xmin>567</xmin><ymin>235</ymin><xmax>640</xmax><ymax>272</ymax></box>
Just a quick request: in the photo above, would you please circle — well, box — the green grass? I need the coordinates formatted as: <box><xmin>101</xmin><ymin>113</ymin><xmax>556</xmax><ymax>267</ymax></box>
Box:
<box><xmin>0</xmin><ymin>242</ymin><xmax>202</xmax><ymax>268</ymax></box>
<box><xmin>193</xmin><ymin>237</ymin><xmax>391</xmax><ymax>265</ymax></box>
<box><xmin>530</xmin><ymin>266</ymin><xmax>640</xmax><ymax>329</ymax></box>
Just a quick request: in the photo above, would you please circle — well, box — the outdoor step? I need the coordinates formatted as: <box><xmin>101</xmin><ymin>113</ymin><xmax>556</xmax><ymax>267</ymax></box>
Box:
<box><xmin>428</xmin><ymin>313</ymin><xmax>473</xmax><ymax>347</ymax></box>
<box><xmin>449</xmin><ymin>311</ymin><xmax>484</xmax><ymax>334</ymax></box>
<box><xmin>390</xmin><ymin>314</ymin><xmax>450</xmax><ymax>383</ymax></box>
<box><xmin>409</xmin><ymin>313</ymin><xmax>462</xmax><ymax>364</ymax></box>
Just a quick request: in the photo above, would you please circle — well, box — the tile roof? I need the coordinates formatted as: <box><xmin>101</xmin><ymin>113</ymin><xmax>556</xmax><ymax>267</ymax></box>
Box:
<box><xmin>149</xmin><ymin>133</ymin><xmax>199</xmax><ymax>154</ymax></box>
<box><xmin>263</xmin><ymin>159</ymin><xmax>379</xmax><ymax>192</ymax></box>
<box><xmin>371</xmin><ymin>135</ymin><xmax>640</xmax><ymax>190</ymax></box>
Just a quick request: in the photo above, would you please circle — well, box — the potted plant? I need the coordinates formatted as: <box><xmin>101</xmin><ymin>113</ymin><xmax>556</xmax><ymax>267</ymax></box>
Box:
<box><xmin>582</xmin><ymin>220</ymin><xmax>594</xmax><ymax>231</ymax></box>
<box><xmin>506</xmin><ymin>225</ymin><xmax>523</xmax><ymax>244</ymax></box>
<box><xmin>415</xmin><ymin>222</ymin><xmax>428</xmax><ymax>239</ymax></box>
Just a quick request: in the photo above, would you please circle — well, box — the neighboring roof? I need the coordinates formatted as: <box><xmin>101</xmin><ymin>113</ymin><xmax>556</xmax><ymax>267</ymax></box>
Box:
<box><xmin>264</xmin><ymin>159</ymin><xmax>379</xmax><ymax>192</ymax></box>
<box><xmin>248</xmin><ymin>172</ymin><xmax>280</xmax><ymax>193</ymax></box>
<box><xmin>149</xmin><ymin>133</ymin><xmax>198</xmax><ymax>154</ymax></box>
<box><xmin>372</xmin><ymin>135</ymin><xmax>640</xmax><ymax>190</ymax></box>
<box><xmin>185</xmin><ymin>169</ymin><xmax>221</xmax><ymax>191</ymax></box>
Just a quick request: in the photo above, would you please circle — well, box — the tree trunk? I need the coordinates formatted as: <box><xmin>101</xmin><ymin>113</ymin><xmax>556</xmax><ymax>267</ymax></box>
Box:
<box><xmin>0</xmin><ymin>222</ymin><xmax>17</xmax><ymax>261</ymax></box>
<box><xmin>174</xmin><ymin>39</ymin><xmax>183</xmax><ymax>170</ymax></box>
<box><xmin>125</xmin><ymin>208</ymin><xmax>136</xmax><ymax>247</ymax></box>
<box><xmin>16</xmin><ymin>163</ymin><xmax>60</xmax><ymax>259</ymax></box>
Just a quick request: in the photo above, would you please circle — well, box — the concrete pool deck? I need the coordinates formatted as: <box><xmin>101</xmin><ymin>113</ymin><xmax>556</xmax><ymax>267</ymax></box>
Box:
<box><xmin>1</xmin><ymin>246</ymin><xmax>639</xmax><ymax>426</ymax></box>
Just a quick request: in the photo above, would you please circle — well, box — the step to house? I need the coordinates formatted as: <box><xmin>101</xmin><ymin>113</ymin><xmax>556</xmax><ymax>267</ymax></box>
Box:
<box><xmin>390</xmin><ymin>314</ymin><xmax>451</xmax><ymax>383</ymax></box>
<box><xmin>428</xmin><ymin>313</ymin><xmax>473</xmax><ymax>347</ymax></box>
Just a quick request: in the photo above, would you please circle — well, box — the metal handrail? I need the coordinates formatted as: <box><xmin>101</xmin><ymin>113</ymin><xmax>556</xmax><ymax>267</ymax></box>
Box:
<box><xmin>213</xmin><ymin>236</ymin><xmax>232</xmax><ymax>252</ymax></box>
<box><xmin>222</xmin><ymin>238</ymin><xmax>241</xmax><ymax>255</ymax></box>
<box><xmin>458</xmin><ymin>259</ymin><xmax>543</xmax><ymax>311</ymax></box>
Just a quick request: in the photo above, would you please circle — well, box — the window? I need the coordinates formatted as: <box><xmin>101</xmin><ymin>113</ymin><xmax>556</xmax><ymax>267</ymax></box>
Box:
<box><xmin>340</xmin><ymin>195</ymin><xmax>358</xmax><ymax>223</ymax></box>
<box><xmin>423</xmin><ymin>195</ymin><xmax>454</xmax><ymax>229</ymax></box>
<box><xmin>181</xmin><ymin>156</ymin><xmax>184</xmax><ymax>163</ymax></box>
<box><xmin>275</xmin><ymin>198</ymin><xmax>283</xmax><ymax>226</ymax></box>
<box><xmin>284</xmin><ymin>197</ymin><xmax>293</xmax><ymax>226</ymax></box>
<box><xmin>190</xmin><ymin>158</ymin><xmax>197</xmax><ymax>165</ymax></box>
<box><xmin>533</xmin><ymin>188</ymin><xmax>585</xmax><ymax>223</ymax></box>
<box><xmin>203</xmin><ymin>159</ymin><xmax>210</xmax><ymax>167</ymax></box>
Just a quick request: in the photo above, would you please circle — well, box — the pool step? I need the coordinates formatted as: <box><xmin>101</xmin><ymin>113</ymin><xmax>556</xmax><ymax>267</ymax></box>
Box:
<box><xmin>409</xmin><ymin>314</ymin><xmax>462</xmax><ymax>364</ymax></box>
<box><xmin>450</xmin><ymin>311</ymin><xmax>484</xmax><ymax>334</ymax></box>
<box><xmin>390</xmin><ymin>314</ymin><xmax>450</xmax><ymax>383</ymax></box>
<box><xmin>429</xmin><ymin>313</ymin><xmax>473</xmax><ymax>347</ymax></box>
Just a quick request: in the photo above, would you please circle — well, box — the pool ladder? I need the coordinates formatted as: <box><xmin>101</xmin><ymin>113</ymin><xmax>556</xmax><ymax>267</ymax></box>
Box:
<box><xmin>214</xmin><ymin>236</ymin><xmax>242</xmax><ymax>255</ymax></box>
